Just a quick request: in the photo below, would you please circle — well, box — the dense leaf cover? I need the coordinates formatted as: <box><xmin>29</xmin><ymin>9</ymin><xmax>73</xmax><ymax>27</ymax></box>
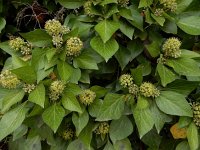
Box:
<box><xmin>0</xmin><ymin>0</ymin><xmax>200</xmax><ymax>149</ymax></box>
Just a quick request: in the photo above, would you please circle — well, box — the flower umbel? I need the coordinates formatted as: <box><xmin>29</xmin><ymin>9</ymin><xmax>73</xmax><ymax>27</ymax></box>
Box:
<box><xmin>79</xmin><ymin>89</ymin><xmax>96</xmax><ymax>105</ymax></box>
<box><xmin>49</xmin><ymin>80</ymin><xmax>65</xmax><ymax>101</ymax></box>
<box><xmin>95</xmin><ymin>122</ymin><xmax>109</xmax><ymax>135</ymax></box>
<box><xmin>160</xmin><ymin>0</ymin><xmax>177</xmax><ymax>12</ymax></box>
<box><xmin>23</xmin><ymin>83</ymin><xmax>36</xmax><ymax>93</ymax></box>
<box><xmin>0</xmin><ymin>70</ymin><xmax>20</xmax><ymax>89</ymax></box>
<box><xmin>62</xmin><ymin>128</ymin><xmax>74</xmax><ymax>140</ymax></box>
<box><xmin>66</xmin><ymin>37</ymin><xmax>83</xmax><ymax>57</ymax></box>
<box><xmin>119</xmin><ymin>74</ymin><xmax>133</xmax><ymax>88</ymax></box>
<box><xmin>83</xmin><ymin>1</ymin><xmax>94</xmax><ymax>16</ymax></box>
<box><xmin>162</xmin><ymin>37</ymin><xmax>181</xmax><ymax>58</ymax></box>
<box><xmin>192</xmin><ymin>102</ymin><xmax>200</xmax><ymax>127</ymax></box>
<box><xmin>128</xmin><ymin>84</ymin><xmax>139</xmax><ymax>96</ymax></box>
<box><xmin>118</xmin><ymin>0</ymin><xmax>129</xmax><ymax>7</ymax></box>
<box><xmin>139</xmin><ymin>82</ymin><xmax>160</xmax><ymax>98</ymax></box>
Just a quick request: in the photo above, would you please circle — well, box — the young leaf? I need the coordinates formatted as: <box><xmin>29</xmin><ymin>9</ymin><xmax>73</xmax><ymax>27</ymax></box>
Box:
<box><xmin>109</xmin><ymin>115</ymin><xmax>133</xmax><ymax>143</ymax></box>
<box><xmin>96</xmin><ymin>93</ymin><xmax>125</xmax><ymax>121</ymax></box>
<box><xmin>28</xmin><ymin>83</ymin><xmax>45</xmax><ymax>108</ymax></box>
<box><xmin>42</xmin><ymin>104</ymin><xmax>65</xmax><ymax>133</ymax></box>
<box><xmin>157</xmin><ymin>63</ymin><xmax>176</xmax><ymax>87</ymax></box>
<box><xmin>119</xmin><ymin>20</ymin><xmax>134</xmax><ymax>39</ymax></box>
<box><xmin>57</xmin><ymin>0</ymin><xmax>84</xmax><ymax>9</ymax></box>
<box><xmin>90</xmin><ymin>36</ymin><xmax>119</xmax><ymax>62</ymax></box>
<box><xmin>155</xmin><ymin>91</ymin><xmax>193</xmax><ymax>117</ymax></box>
<box><xmin>0</xmin><ymin>17</ymin><xmax>6</xmax><ymax>33</ymax></box>
<box><xmin>57</xmin><ymin>60</ymin><xmax>73</xmax><ymax>82</ymax></box>
<box><xmin>113</xmin><ymin>138</ymin><xmax>132</xmax><ymax>150</ymax></box>
<box><xmin>95</xmin><ymin>19</ymin><xmax>120</xmax><ymax>43</ymax></box>
<box><xmin>0</xmin><ymin>103</ymin><xmax>28</xmax><ymax>141</ymax></box>
<box><xmin>72</xmin><ymin>110</ymin><xmax>89</xmax><ymax>136</ymax></box>
<box><xmin>176</xmin><ymin>141</ymin><xmax>190</xmax><ymax>150</ymax></box>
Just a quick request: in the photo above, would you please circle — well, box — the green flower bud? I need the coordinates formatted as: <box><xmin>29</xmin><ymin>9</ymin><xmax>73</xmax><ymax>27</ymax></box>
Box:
<box><xmin>52</xmin><ymin>35</ymin><xmax>63</xmax><ymax>48</ymax></box>
<box><xmin>128</xmin><ymin>84</ymin><xmax>139</xmax><ymax>96</ymax></box>
<box><xmin>49</xmin><ymin>80</ymin><xmax>65</xmax><ymax>101</ymax></box>
<box><xmin>23</xmin><ymin>83</ymin><xmax>36</xmax><ymax>93</ymax></box>
<box><xmin>0</xmin><ymin>70</ymin><xmax>20</xmax><ymax>89</ymax></box>
<box><xmin>20</xmin><ymin>43</ymin><xmax>32</xmax><ymax>55</ymax></box>
<box><xmin>66</xmin><ymin>37</ymin><xmax>83</xmax><ymax>57</ymax></box>
<box><xmin>160</xmin><ymin>0</ymin><xmax>177</xmax><ymax>12</ymax></box>
<box><xmin>79</xmin><ymin>89</ymin><xmax>96</xmax><ymax>105</ymax></box>
<box><xmin>139</xmin><ymin>82</ymin><xmax>160</xmax><ymax>98</ymax></box>
<box><xmin>119</xmin><ymin>74</ymin><xmax>133</xmax><ymax>88</ymax></box>
<box><xmin>45</xmin><ymin>19</ymin><xmax>70</xmax><ymax>36</ymax></box>
<box><xmin>118</xmin><ymin>0</ymin><xmax>129</xmax><ymax>7</ymax></box>
<box><xmin>95</xmin><ymin>122</ymin><xmax>109</xmax><ymax>135</ymax></box>
<box><xmin>62</xmin><ymin>128</ymin><xmax>74</xmax><ymax>140</ymax></box>
<box><xmin>154</xmin><ymin>8</ymin><xmax>164</xmax><ymax>16</ymax></box>
<box><xmin>162</xmin><ymin>37</ymin><xmax>181</xmax><ymax>58</ymax></box>
<box><xmin>192</xmin><ymin>102</ymin><xmax>200</xmax><ymax>127</ymax></box>
<box><xmin>83</xmin><ymin>1</ymin><xmax>94</xmax><ymax>16</ymax></box>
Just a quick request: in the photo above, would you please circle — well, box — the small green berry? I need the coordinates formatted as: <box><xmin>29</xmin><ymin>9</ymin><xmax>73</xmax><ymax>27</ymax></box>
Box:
<box><xmin>119</xmin><ymin>74</ymin><xmax>133</xmax><ymax>88</ymax></box>
<box><xmin>79</xmin><ymin>89</ymin><xmax>96</xmax><ymax>105</ymax></box>
<box><xmin>66</xmin><ymin>37</ymin><xmax>83</xmax><ymax>57</ymax></box>
<box><xmin>128</xmin><ymin>84</ymin><xmax>139</xmax><ymax>96</ymax></box>
<box><xmin>192</xmin><ymin>102</ymin><xmax>200</xmax><ymax>127</ymax></box>
<box><xmin>162</xmin><ymin>37</ymin><xmax>181</xmax><ymax>58</ymax></box>
<box><xmin>0</xmin><ymin>70</ymin><xmax>20</xmax><ymax>89</ymax></box>
<box><xmin>139</xmin><ymin>82</ymin><xmax>160</xmax><ymax>98</ymax></box>
<box><xmin>95</xmin><ymin>122</ymin><xmax>109</xmax><ymax>135</ymax></box>
<box><xmin>9</xmin><ymin>37</ymin><xmax>25</xmax><ymax>51</ymax></box>
<box><xmin>49</xmin><ymin>80</ymin><xmax>65</xmax><ymax>101</ymax></box>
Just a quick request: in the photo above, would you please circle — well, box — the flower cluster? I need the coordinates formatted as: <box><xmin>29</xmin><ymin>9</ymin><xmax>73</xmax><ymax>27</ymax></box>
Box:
<box><xmin>192</xmin><ymin>102</ymin><xmax>200</xmax><ymax>127</ymax></box>
<box><xmin>119</xmin><ymin>74</ymin><xmax>133</xmax><ymax>88</ymax></box>
<box><xmin>79</xmin><ymin>89</ymin><xmax>96</xmax><ymax>105</ymax></box>
<box><xmin>45</xmin><ymin>19</ymin><xmax>70</xmax><ymax>48</ymax></box>
<box><xmin>49</xmin><ymin>80</ymin><xmax>65</xmax><ymax>101</ymax></box>
<box><xmin>83</xmin><ymin>1</ymin><xmax>93</xmax><ymax>16</ymax></box>
<box><xmin>160</xmin><ymin>0</ymin><xmax>177</xmax><ymax>12</ymax></box>
<box><xmin>23</xmin><ymin>83</ymin><xmax>36</xmax><ymax>93</ymax></box>
<box><xmin>61</xmin><ymin>128</ymin><xmax>74</xmax><ymax>140</ymax></box>
<box><xmin>9</xmin><ymin>37</ymin><xmax>32</xmax><ymax>55</ymax></box>
<box><xmin>139</xmin><ymin>82</ymin><xmax>160</xmax><ymax>98</ymax></box>
<box><xmin>118</xmin><ymin>0</ymin><xmax>129</xmax><ymax>7</ymax></box>
<box><xmin>95</xmin><ymin>122</ymin><xmax>109</xmax><ymax>135</ymax></box>
<box><xmin>162</xmin><ymin>37</ymin><xmax>181</xmax><ymax>58</ymax></box>
<box><xmin>66</xmin><ymin>37</ymin><xmax>83</xmax><ymax>57</ymax></box>
<box><xmin>0</xmin><ymin>70</ymin><xmax>20</xmax><ymax>89</ymax></box>
<box><xmin>128</xmin><ymin>84</ymin><xmax>139</xmax><ymax>96</ymax></box>
<box><xmin>154</xmin><ymin>8</ymin><xmax>164</xmax><ymax>17</ymax></box>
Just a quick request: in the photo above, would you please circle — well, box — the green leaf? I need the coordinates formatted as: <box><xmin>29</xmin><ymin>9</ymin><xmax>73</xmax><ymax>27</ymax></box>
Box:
<box><xmin>127</xmin><ymin>40</ymin><xmax>143</xmax><ymax>60</ymax></box>
<box><xmin>88</xmin><ymin>99</ymin><xmax>103</xmax><ymax>118</ymax></box>
<box><xmin>145</xmin><ymin>41</ymin><xmax>161</xmax><ymax>57</ymax></box>
<box><xmin>73</xmin><ymin>52</ymin><xmax>98</xmax><ymax>70</ymax></box>
<box><xmin>151</xmin><ymin>14</ymin><xmax>165</xmax><ymax>26</ymax></box>
<box><xmin>28</xmin><ymin>83</ymin><xmax>45</xmax><ymax>108</ymax></box>
<box><xmin>181</xmin><ymin>49</ymin><xmax>200</xmax><ymax>58</ymax></box>
<box><xmin>101</xmin><ymin>0</ymin><xmax>117</xmax><ymax>5</ymax></box>
<box><xmin>132</xmin><ymin>105</ymin><xmax>154</xmax><ymax>138</ymax></box>
<box><xmin>72</xmin><ymin>110</ymin><xmax>89</xmax><ymax>136</ymax></box>
<box><xmin>177</xmin><ymin>16</ymin><xmax>200</xmax><ymax>35</ymax></box>
<box><xmin>69</xmin><ymin>68</ymin><xmax>81</xmax><ymax>84</ymax></box>
<box><xmin>164</xmin><ymin>79</ymin><xmax>199</xmax><ymax>96</ymax></box>
<box><xmin>176</xmin><ymin>0</ymin><xmax>193</xmax><ymax>13</ymax></box>
<box><xmin>96</xmin><ymin>93</ymin><xmax>125</xmax><ymax>121</ymax></box>
<box><xmin>109</xmin><ymin>115</ymin><xmax>133</xmax><ymax>143</ymax></box>
<box><xmin>57</xmin><ymin>60</ymin><xmax>73</xmax><ymax>82</ymax></box>
<box><xmin>176</xmin><ymin>141</ymin><xmax>190</xmax><ymax>150</ymax></box>
<box><xmin>67</xmin><ymin>139</ymin><xmax>88</xmax><ymax>150</ymax></box>
<box><xmin>95</xmin><ymin>19</ymin><xmax>120</xmax><ymax>43</ymax></box>
<box><xmin>155</xmin><ymin>91</ymin><xmax>193</xmax><ymax>117</ymax></box>
<box><xmin>13</xmin><ymin>124</ymin><xmax>28</xmax><ymax>141</ymax></box>
<box><xmin>157</xmin><ymin>63</ymin><xmax>176</xmax><ymax>87</ymax></box>
<box><xmin>0</xmin><ymin>103</ymin><xmax>28</xmax><ymax>141</ymax></box>
<box><xmin>62</xmin><ymin>93</ymin><xmax>82</xmax><ymax>113</ymax></box>
<box><xmin>131</xmin><ymin>66</ymin><xmax>143</xmax><ymax>85</ymax></box>
<box><xmin>104</xmin><ymin>141</ymin><xmax>114</xmax><ymax>150</ymax></box>
<box><xmin>42</xmin><ymin>104</ymin><xmax>65</xmax><ymax>133</ymax></box>
<box><xmin>0</xmin><ymin>41</ymin><xmax>17</xmax><ymax>55</ymax></box>
<box><xmin>187</xmin><ymin>122</ymin><xmax>199</xmax><ymax>150</ymax></box>
<box><xmin>119</xmin><ymin>21</ymin><xmax>134</xmax><ymax>39</ymax></box>
<box><xmin>90</xmin><ymin>36</ymin><xmax>119</xmax><ymax>62</ymax></box>
<box><xmin>150</xmin><ymin>101</ymin><xmax>172</xmax><ymax>133</ymax></box>
<box><xmin>90</xmin><ymin>86</ymin><xmax>108</xmax><ymax>99</ymax></box>
<box><xmin>57</xmin><ymin>0</ymin><xmax>84</xmax><ymax>9</ymax></box>
<box><xmin>138</xmin><ymin>0</ymin><xmax>153</xmax><ymax>8</ymax></box>
<box><xmin>161</xmin><ymin>20</ymin><xmax>177</xmax><ymax>34</ymax></box>
<box><xmin>113</xmin><ymin>138</ymin><xmax>132</xmax><ymax>150</ymax></box>
<box><xmin>20</xmin><ymin>29</ymin><xmax>51</xmax><ymax>47</ymax></box>
<box><xmin>12</xmin><ymin>66</ymin><xmax>37</xmax><ymax>83</ymax></box>
<box><xmin>2</xmin><ymin>89</ymin><xmax>25</xmax><ymax>113</ymax></box>
<box><xmin>0</xmin><ymin>17</ymin><xmax>6</xmax><ymax>33</ymax></box>
<box><xmin>166</xmin><ymin>58</ymin><xmax>200</xmax><ymax>76</ymax></box>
